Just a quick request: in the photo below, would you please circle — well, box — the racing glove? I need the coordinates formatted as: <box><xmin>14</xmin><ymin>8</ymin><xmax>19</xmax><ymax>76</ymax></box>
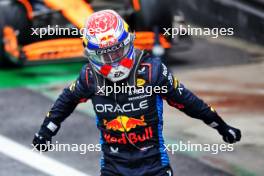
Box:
<box><xmin>32</xmin><ymin>119</ymin><xmax>60</xmax><ymax>152</ymax></box>
<box><xmin>32</xmin><ymin>133</ymin><xmax>51</xmax><ymax>152</ymax></box>
<box><xmin>204</xmin><ymin>115</ymin><xmax>241</xmax><ymax>144</ymax></box>
<box><xmin>216</xmin><ymin>124</ymin><xmax>241</xmax><ymax>144</ymax></box>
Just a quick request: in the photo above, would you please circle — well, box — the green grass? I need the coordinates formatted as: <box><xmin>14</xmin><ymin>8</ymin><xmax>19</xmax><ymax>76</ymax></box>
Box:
<box><xmin>0</xmin><ymin>62</ymin><xmax>84</xmax><ymax>89</ymax></box>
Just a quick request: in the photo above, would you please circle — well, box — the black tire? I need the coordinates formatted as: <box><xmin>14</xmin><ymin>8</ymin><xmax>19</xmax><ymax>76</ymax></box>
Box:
<box><xmin>0</xmin><ymin>0</ymin><xmax>30</xmax><ymax>67</ymax></box>
<box><xmin>132</xmin><ymin>0</ymin><xmax>173</xmax><ymax>31</ymax></box>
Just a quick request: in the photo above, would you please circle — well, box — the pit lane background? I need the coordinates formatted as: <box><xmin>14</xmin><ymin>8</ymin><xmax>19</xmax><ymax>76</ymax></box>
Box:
<box><xmin>1</xmin><ymin>0</ymin><xmax>264</xmax><ymax>175</ymax></box>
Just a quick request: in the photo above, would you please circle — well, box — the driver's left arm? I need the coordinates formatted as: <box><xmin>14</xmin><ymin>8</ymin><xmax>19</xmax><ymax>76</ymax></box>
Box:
<box><xmin>154</xmin><ymin>59</ymin><xmax>241</xmax><ymax>143</ymax></box>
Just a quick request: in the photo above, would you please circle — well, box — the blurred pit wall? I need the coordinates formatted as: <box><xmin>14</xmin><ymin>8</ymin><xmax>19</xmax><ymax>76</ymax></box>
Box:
<box><xmin>176</xmin><ymin>0</ymin><xmax>264</xmax><ymax>45</ymax></box>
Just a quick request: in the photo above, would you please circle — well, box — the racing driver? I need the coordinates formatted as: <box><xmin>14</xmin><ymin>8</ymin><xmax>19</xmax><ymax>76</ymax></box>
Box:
<box><xmin>33</xmin><ymin>10</ymin><xmax>241</xmax><ymax>176</ymax></box>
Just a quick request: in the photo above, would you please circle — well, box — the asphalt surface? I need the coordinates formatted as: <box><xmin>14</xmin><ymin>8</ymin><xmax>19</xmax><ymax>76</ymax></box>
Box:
<box><xmin>167</xmin><ymin>37</ymin><xmax>261</xmax><ymax>70</ymax></box>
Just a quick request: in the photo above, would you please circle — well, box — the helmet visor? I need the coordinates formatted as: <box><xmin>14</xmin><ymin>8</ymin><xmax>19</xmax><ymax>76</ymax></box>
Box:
<box><xmin>86</xmin><ymin>42</ymin><xmax>131</xmax><ymax>65</ymax></box>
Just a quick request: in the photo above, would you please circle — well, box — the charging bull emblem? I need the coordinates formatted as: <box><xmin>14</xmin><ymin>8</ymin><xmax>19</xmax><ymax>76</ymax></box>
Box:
<box><xmin>103</xmin><ymin>115</ymin><xmax>146</xmax><ymax>132</ymax></box>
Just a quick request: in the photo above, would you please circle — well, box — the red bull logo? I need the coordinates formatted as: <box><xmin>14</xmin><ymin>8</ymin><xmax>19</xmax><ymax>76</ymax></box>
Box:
<box><xmin>103</xmin><ymin>115</ymin><xmax>146</xmax><ymax>132</ymax></box>
<box><xmin>103</xmin><ymin>127</ymin><xmax>153</xmax><ymax>144</ymax></box>
<box><xmin>103</xmin><ymin>115</ymin><xmax>153</xmax><ymax>144</ymax></box>
<box><xmin>99</xmin><ymin>34</ymin><xmax>117</xmax><ymax>48</ymax></box>
<box><xmin>100</xmin><ymin>34</ymin><xmax>114</xmax><ymax>42</ymax></box>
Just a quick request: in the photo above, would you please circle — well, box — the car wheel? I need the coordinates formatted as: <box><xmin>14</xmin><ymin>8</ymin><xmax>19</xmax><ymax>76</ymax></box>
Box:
<box><xmin>0</xmin><ymin>0</ymin><xmax>30</xmax><ymax>67</ymax></box>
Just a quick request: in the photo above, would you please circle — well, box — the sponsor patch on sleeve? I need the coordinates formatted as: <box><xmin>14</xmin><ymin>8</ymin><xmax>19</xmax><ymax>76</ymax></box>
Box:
<box><xmin>47</xmin><ymin>122</ymin><xmax>58</xmax><ymax>132</ymax></box>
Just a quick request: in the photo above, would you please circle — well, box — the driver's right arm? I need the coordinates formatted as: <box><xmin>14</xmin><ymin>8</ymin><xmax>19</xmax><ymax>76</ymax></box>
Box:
<box><xmin>32</xmin><ymin>65</ymin><xmax>94</xmax><ymax>150</ymax></box>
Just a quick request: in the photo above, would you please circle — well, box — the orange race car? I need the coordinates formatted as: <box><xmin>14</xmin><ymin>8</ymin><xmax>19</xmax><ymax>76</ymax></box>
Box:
<box><xmin>0</xmin><ymin>0</ymin><xmax>191</xmax><ymax>67</ymax></box>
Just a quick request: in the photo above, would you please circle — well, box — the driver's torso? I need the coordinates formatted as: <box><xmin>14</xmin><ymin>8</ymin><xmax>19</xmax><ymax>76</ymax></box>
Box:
<box><xmin>92</xmin><ymin>77</ymin><xmax>160</xmax><ymax>151</ymax></box>
<box><xmin>85</xmin><ymin>53</ymin><xmax>169</xmax><ymax>166</ymax></box>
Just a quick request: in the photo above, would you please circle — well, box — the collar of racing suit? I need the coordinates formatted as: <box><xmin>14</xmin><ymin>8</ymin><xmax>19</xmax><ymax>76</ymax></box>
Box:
<box><xmin>90</xmin><ymin>49</ymin><xmax>145</xmax><ymax>93</ymax></box>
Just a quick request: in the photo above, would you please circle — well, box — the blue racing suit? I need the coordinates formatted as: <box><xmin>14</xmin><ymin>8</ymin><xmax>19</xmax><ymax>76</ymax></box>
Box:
<box><xmin>36</xmin><ymin>50</ymin><xmax>234</xmax><ymax>176</ymax></box>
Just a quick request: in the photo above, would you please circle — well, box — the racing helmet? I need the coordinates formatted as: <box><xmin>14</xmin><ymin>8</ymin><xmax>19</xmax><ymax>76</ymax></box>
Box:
<box><xmin>83</xmin><ymin>10</ymin><xmax>135</xmax><ymax>82</ymax></box>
